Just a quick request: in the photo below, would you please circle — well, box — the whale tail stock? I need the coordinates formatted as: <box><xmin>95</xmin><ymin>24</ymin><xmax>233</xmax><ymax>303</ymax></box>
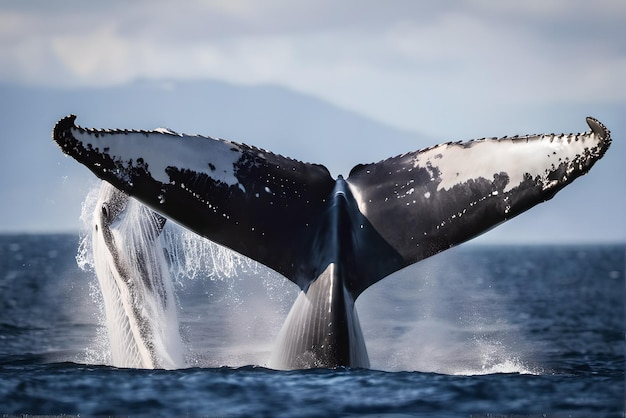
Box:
<box><xmin>53</xmin><ymin>115</ymin><xmax>611</xmax><ymax>368</ymax></box>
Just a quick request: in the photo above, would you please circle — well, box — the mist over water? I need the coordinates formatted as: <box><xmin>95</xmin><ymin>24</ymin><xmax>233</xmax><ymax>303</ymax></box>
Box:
<box><xmin>358</xmin><ymin>251</ymin><xmax>536</xmax><ymax>375</ymax></box>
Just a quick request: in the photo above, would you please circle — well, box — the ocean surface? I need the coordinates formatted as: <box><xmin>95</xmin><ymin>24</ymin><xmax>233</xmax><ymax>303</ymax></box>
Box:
<box><xmin>0</xmin><ymin>233</ymin><xmax>623</xmax><ymax>417</ymax></box>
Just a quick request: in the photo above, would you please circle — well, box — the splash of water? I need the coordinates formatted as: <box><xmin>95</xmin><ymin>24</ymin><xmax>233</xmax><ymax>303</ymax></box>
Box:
<box><xmin>78</xmin><ymin>182</ymin><xmax>185</xmax><ymax>369</ymax></box>
<box><xmin>358</xmin><ymin>252</ymin><xmax>539</xmax><ymax>375</ymax></box>
<box><xmin>161</xmin><ymin>222</ymin><xmax>295</xmax><ymax>367</ymax></box>
<box><xmin>77</xmin><ymin>182</ymin><xmax>294</xmax><ymax>369</ymax></box>
<box><xmin>162</xmin><ymin>225</ymin><xmax>248</xmax><ymax>282</ymax></box>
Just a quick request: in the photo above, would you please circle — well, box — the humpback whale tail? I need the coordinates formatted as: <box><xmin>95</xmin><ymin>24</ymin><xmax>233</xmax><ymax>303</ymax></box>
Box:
<box><xmin>53</xmin><ymin>115</ymin><xmax>611</xmax><ymax>369</ymax></box>
<box><xmin>90</xmin><ymin>181</ymin><xmax>185</xmax><ymax>369</ymax></box>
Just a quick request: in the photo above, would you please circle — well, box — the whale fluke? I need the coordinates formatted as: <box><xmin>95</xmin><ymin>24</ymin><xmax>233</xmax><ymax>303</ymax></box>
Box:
<box><xmin>53</xmin><ymin>115</ymin><xmax>611</xmax><ymax>368</ymax></box>
<box><xmin>345</xmin><ymin>117</ymin><xmax>611</xmax><ymax>287</ymax></box>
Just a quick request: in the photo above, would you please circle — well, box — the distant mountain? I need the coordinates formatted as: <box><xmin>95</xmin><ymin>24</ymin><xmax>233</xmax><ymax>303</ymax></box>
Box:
<box><xmin>0</xmin><ymin>79</ymin><xmax>432</xmax><ymax>233</ymax></box>
<box><xmin>0</xmin><ymin>79</ymin><xmax>623</xmax><ymax>242</ymax></box>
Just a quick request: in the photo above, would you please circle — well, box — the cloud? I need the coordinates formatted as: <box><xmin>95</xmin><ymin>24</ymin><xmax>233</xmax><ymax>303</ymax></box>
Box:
<box><xmin>1</xmin><ymin>0</ymin><xmax>625</xmax><ymax>134</ymax></box>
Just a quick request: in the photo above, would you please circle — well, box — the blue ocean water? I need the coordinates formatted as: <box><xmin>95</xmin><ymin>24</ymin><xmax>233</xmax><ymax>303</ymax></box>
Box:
<box><xmin>0</xmin><ymin>234</ymin><xmax>624</xmax><ymax>417</ymax></box>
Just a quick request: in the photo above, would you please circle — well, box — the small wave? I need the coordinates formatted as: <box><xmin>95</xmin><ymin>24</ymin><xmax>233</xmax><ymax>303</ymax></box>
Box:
<box><xmin>453</xmin><ymin>357</ymin><xmax>539</xmax><ymax>376</ymax></box>
<box><xmin>451</xmin><ymin>338</ymin><xmax>541</xmax><ymax>376</ymax></box>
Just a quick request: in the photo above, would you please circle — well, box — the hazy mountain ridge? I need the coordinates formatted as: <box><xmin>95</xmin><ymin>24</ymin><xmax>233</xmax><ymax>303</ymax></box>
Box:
<box><xmin>0</xmin><ymin>80</ymin><xmax>431</xmax><ymax>232</ymax></box>
<box><xmin>0</xmin><ymin>79</ymin><xmax>623</xmax><ymax>242</ymax></box>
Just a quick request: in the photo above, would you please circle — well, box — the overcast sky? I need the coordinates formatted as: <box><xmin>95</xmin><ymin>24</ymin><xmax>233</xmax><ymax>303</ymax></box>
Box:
<box><xmin>2</xmin><ymin>0</ymin><xmax>625</xmax><ymax>136</ymax></box>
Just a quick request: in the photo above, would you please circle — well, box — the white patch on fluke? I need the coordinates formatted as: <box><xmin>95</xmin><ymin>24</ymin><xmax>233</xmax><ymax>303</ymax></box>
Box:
<box><xmin>73</xmin><ymin>128</ymin><xmax>243</xmax><ymax>187</ymax></box>
<box><xmin>346</xmin><ymin>183</ymin><xmax>368</xmax><ymax>216</ymax></box>
<box><xmin>413</xmin><ymin>133</ymin><xmax>600</xmax><ymax>193</ymax></box>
